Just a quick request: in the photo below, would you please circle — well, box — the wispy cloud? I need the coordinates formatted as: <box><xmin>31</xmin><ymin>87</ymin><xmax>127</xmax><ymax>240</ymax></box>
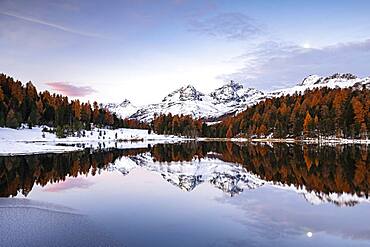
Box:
<box><xmin>0</xmin><ymin>11</ymin><xmax>101</xmax><ymax>38</ymax></box>
<box><xmin>188</xmin><ymin>12</ymin><xmax>261</xmax><ymax>40</ymax></box>
<box><xmin>43</xmin><ymin>177</ymin><xmax>93</xmax><ymax>192</ymax></box>
<box><xmin>221</xmin><ymin>39</ymin><xmax>370</xmax><ymax>89</ymax></box>
<box><xmin>46</xmin><ymin>82</ymin><xmax>97</xmax><ymax>97</ymax></box>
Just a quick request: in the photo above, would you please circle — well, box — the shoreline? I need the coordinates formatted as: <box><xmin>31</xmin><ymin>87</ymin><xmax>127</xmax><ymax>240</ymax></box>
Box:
<box><xmin>1</xmin><ymin>126</ymin><xmax>369</xmax><ymax>156</ymax></box>
<box><xmin>198</xmin><ymin>137</ymin><xmax>370</xmax><ymax>145</ymax></box>
<box><xmin>0</xmin><ymin>127</ymin><xmax>187</xmax><ymax>156</ymax></box>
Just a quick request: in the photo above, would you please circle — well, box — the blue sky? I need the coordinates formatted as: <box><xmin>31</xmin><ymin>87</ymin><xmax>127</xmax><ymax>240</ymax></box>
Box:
<box><xmin>1</xmin><ymin>0</ymin><xmax>370</xmax><ymax>104</ymax></box>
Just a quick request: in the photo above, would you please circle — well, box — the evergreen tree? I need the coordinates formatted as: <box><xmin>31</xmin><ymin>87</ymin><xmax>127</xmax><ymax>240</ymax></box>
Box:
<box><xmin>6</xmin><ymin>109</ymin><xmax>19</xmax><ymax>128</ymax></box>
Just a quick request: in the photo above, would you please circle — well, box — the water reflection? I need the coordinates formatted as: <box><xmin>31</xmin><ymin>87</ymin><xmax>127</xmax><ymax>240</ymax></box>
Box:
<box><xmin>0</xmin><ymin>142</ymin><xmax>369</xmax><ymax>207</ymax></box>
<box><xmin>0</xmin><ymin>148</ymin><xmax>149</xmax><ymax>197</ymax></box>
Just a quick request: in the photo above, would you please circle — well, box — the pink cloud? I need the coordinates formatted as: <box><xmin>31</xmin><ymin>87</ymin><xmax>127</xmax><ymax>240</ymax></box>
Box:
<box><xmin>43</xmin><ymin>177</ymin><xmax>94</xmax><ymax>192</ymax></box>
<box><xmin>46</xmin><ymin>82</ymin><xmax>97</xmax><ymax>97</ymax></box>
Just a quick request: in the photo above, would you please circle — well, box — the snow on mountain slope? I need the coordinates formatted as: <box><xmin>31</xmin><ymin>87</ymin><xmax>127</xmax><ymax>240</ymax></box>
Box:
<box><xmin>210</xmin><ymin>80</ymin><xmax>265</xmax><ymax>113</ymax></box>
<box><xmin>128</xmin><ymin>82</ymin><xmax>264</xmax><ymax>122</ymax></box>
<box><xmin>130</xmin><ymin>85</ymin><xmax>222</xmax><ymax>122</ymax></box>
<box><xmin>269</xmin><ymin>73</ymin><xmax>370</xmax><ymax>98</ymax></box>
<box><xmin>108</xmin><ymin>73</ymin><xmax>369</xmax><ymax>122</ymax></box>
<box><xmin>105</xmin><ymin>99</ymin><xmax>138</xmax><ymax>119</ymax></box>
<box><xmin>162</xmin><ymin>85</ymin><xmax>205</xmax><ymax>102</ymax></box>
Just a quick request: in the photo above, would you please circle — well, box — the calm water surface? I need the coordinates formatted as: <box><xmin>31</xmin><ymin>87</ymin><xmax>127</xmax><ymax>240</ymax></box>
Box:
<box><xmin>0</xmin><ymin>142</ymin><xmax>369</xmax><ymax>247</ymax></box>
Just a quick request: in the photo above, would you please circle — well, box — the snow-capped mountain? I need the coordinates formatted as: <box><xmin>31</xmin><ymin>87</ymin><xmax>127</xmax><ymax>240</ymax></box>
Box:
<box><xmin>130</xmin><ymin>85</ymin><xmax>222</xmax><ymax>121</ymax></box>
<box><xmin>162</xmin><ymin>85</ymin><xmax>205</xmax><ymax>102</ymax></box>
<box><xmin>105</xmin><ymin>99</ymin><xmax>138</xmax><ymax>119</ymax></box>
<box><xmin>127</xmin><ymin>81</ymin><xmax>264</xmax><ymax>122</ymax></box>
<box><xmin>268</xmin><ymin>73</ymin><xmax>370</xmax><ymax>98</ymax></box>
<box><xmin>210</xmin><ymin>81</ymin><xmax>265</xmax><ymax>113</ymax></box>
<box><xmin>108</xmin><ymin>73</ymin><xmax>370</xmax><ymax>122</ymax></box>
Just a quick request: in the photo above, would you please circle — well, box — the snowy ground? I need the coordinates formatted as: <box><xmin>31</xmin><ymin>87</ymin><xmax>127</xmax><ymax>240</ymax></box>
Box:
<box><xmin>0</xmin><ymin>126</ymin><xmax>188</xmax><ymax>155</ymax></box>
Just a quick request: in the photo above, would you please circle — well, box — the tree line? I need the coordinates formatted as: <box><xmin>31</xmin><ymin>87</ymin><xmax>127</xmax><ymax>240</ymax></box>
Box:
<box><xmin>0</xmin><ymin>73</ymin><xmax>148</xmax><ymax>135</ymax></box>
<box><xmin>151</xmin><ymin>86</ymin><xmax>370</xmax><ymax>139</ymax></box>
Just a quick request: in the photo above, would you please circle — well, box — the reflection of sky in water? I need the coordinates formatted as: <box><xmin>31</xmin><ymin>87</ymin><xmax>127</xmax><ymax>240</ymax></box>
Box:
<box><xmin>13</xmin><ymin>156</ymin><xmax>370</xmax><ymax>247</ymax></box>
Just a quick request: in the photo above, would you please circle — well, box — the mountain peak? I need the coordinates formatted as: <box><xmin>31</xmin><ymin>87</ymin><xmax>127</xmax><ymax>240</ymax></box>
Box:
<box><xmin>324</xmin><ymin>73</ymin><xmax>357</xmax><ymax>80</ymax></box>
<box><xmin>162</xmin><ymin>84</ymin><xmax>204</xmax><ymax>102</ymax></box>
<box><xmin>105</xmin><ymin>99</ymin><xmax>132</xmax><ymax>108</ymax></box>
<box><xmin>210</xmin><ymin>80</ymin><xmax>264</xmax><ymax>105</ymax></box>
<box><xmin>105</xmin><ymin>99</ymin><xmax>138</xmax><ymax>119</ymax></box>
<box><xmin>118</xmin><ymin>99</ymin><xmax>132</xmax><ymax>107</ymax></box>
<box><xmin>299</xmin><ymin>73</ymin><xmax>359</xmax><ymax>86</ymax></box>
<box><xmin>299</xmin><ymin>75</ymin><xmax>321</xmax><ymax>86</ymax></box>
<box><xmin>225</xmin><ymin>80</ymin><xmax>242</xmax><ymax>87</ymax></box>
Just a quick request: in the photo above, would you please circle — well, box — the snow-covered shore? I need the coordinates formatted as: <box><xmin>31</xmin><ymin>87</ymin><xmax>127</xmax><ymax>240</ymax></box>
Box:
<box><xmin>1</xmin><ymin>126</ymin><xmax>368</xmax><ymax>155</ymax></box>
<box><xmin>198</xmin><ymin>137</ymin><xmax>370</xmax><ymax>145</ymax></box>
<box><xmin>250</xmin><ymin>137</ymin><xmax>370</xmax><ymax>145</ymax></box>
<box><xmin>0</xmin><ymin>126</ymin><xmax>188</xmax><ymax>156</ymax></box>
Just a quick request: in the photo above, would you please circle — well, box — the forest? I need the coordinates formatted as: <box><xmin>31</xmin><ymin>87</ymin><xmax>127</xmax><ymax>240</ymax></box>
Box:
<box><xmin>0</xmin><ymin>74</ymin><xmax>148</xmax><ymax>136</ymax></box>
<box><xmin>152</xmin><ymin>86</ymin><xmax>370</xmax><ymax>139</ymax></box>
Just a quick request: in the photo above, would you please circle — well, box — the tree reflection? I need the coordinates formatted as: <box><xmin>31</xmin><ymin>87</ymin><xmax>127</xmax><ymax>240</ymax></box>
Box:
<box><xmin>0</xmin><ymin>142</ymin><xmax>369</xmax><ymax>201</ymax></box>
<box><xmin>0</xmin><ymin>148</ymin><xmax>149</xmax><ymax>197</ymax></box>
<box><xmin>150</xmin><ymin>142</ymin><xmax>370</xmax><ymax>198</ymax></box>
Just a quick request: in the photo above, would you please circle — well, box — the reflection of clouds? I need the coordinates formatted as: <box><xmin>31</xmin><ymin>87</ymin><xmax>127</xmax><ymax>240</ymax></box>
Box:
<box><xmin>43</xmin><ymin>177</ymin><xmax>93</xmax><ymax>192</ymax></box>
<box><xmin>216</xmin><ymin>187</ymin><xmax>370</xmax><ymax>242</ymax></box>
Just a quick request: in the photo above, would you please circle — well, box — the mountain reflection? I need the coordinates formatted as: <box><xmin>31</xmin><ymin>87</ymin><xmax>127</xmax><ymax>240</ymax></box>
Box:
<box><xmin>0</xmin><ymin>142</ymin><xmax>369</xmax><ymax>206</ymax></box>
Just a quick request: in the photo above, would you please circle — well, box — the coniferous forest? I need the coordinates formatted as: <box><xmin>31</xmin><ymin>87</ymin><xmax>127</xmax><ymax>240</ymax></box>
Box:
<box><xmin>152</xmin><ymin>86</ymin><xmax>370</xmax><ymax>139</ymax></box>
<box><xmin>0</xmin><ymin>74</ymin><xmax>148</xmax><ymax>135</ymax></box>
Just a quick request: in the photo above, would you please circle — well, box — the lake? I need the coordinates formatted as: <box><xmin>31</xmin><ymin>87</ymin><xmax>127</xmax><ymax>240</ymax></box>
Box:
<box><xmin>1</xmin><ymin>142</ymin><xmax>369</xmax><ymax>247</ymax></box>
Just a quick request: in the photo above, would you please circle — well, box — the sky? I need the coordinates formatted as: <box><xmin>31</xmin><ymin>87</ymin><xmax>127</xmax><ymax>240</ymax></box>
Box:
<box><xmin>1</xmin><ymin>0</ymin><xmax>370</xmax><ymax>105</ymax></box>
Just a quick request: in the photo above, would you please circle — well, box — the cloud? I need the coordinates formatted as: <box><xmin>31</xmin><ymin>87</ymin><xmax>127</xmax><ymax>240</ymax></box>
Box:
<box><xmin>0</xmin><ymin>10</ymin><xmax>101</xmax><ymax>38</ymax></box>
<box><xmin>46</xmin><ymin>82</ymin><xmax>97</xmax><ymax>97</ymax></box>
<box><xmin>188</xmin><ymin>12</ymin><xmax>261</xmax><ymax>40</ymax></box>
<box><xmin>221</xmin><ymin>39</ymin><xmax>370</xmax><ymax>89</ymax></box>
<box><xmin>43</xmin><ymin>177</ymin><xmax>93</xmax><ymax>192</ymax></box>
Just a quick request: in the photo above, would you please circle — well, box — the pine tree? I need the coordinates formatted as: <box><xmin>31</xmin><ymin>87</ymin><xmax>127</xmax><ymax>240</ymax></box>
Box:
<box><xmin>314</xmin><ymin>115</ymin><xmax>319</xmax><ymax>137</ymax></box>
<box><xmin>28</xmin><ymin>105</ymin><xmax>40</xmax><ymax>128</ymax></box>
<box><xmin>226</xmin><ymin>126</ymin><xmax>233</xmax><ymax>138</ymax></box>
<box><xmin>303</xmin><ymin>111</ymin><xmax>313</xmax><ymax>137</ymax></box>
<box><xmin>6</xmin><ymin>109</ymin><xmax>19</xmax><ymax>128</ymax></box>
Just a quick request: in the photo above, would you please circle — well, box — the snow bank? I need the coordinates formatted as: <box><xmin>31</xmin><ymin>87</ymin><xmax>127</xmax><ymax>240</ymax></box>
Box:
<box><xmin>0</xmin><ymin>126</ymin><xmax>188</xmax><ymax>155</ymax></box>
